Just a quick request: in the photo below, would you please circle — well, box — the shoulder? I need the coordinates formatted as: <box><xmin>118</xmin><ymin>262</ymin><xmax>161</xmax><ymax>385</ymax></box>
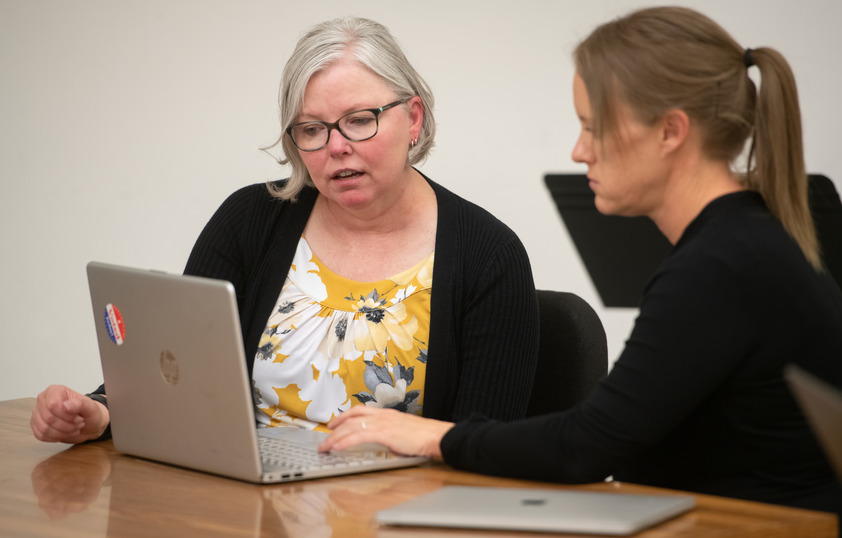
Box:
<box><xmin>221</xmin><ymin>181</ymin><xmax>284</xmax><ymax>209</ymax></box>
<box><xmin>674</xmin><ymin>192</ymin><xmax>798</xmax><ymax>272</ymax></box>
<box><xmin>649</xmin><ymin>192</ymin><xmax>809</xmax><ymax>304</ymax></box>
<box><xmin>424</xmin><ymin>177</ymin><xmax>533</xmax><ymax>288</ymax></box>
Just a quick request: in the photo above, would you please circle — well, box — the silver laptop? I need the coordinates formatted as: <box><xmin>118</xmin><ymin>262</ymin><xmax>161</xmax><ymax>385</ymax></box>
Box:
<box><xmin>86</xmin><ymin>261</ymin><xmax>428</xmax><ymax>484</ymax></box>
<box><xmin>785</xmin><ymin>364</ymin><xmax>842</xmax><ymax>479</ymax></box>
<box><xmin>376</xmin><ymin>486</ymin><xmax>694</xmax><ymax>535</ymax></box>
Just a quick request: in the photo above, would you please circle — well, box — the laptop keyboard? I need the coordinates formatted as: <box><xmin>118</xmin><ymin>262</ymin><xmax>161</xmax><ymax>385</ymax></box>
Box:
<box><xmin>258</xmin><ymin>434</ymin><xmax>381</xmax><ymax>472</ymax></box>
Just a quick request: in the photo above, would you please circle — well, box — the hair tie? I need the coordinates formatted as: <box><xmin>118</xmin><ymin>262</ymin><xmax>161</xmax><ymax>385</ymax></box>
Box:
<box><xmin>743</xmin><ymin>48</ymin><xmax>755</xmax><ymax>68</ymax></box>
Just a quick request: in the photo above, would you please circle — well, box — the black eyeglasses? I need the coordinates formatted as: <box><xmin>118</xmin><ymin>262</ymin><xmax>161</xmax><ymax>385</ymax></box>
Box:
<box><xmin>286</xmin><ymin>100</ymin><xmax>406</xmax><ymax>152</ymax></box>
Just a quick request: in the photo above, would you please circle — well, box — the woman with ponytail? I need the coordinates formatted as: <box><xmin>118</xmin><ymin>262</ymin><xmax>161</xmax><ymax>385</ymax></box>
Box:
<box><xmin>323</xmin><ymin>6</ymin><xmax>842</xmax><ymax>520</ymax></box>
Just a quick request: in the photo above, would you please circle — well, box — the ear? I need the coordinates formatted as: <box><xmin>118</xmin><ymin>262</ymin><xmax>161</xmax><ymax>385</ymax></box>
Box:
<box><xmin>659</xmin><ymin>109</ymin><xmax>690</xmax><ymax>156</ymax></box>
<box><xmin>407</xmin><ymin>96</ymin><xmax>424</xmax><ymax>140</ymax></box>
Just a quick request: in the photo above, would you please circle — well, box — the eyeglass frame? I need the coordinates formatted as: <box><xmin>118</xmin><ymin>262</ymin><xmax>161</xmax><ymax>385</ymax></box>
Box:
<box><xmin>285</xmin><ymin>99</ymin><xmax>407</xmax><ymax>152</ymax></box>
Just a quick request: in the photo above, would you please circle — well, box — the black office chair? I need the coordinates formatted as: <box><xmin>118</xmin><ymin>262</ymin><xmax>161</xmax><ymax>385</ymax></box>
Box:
<box><xmin>526</xmin><ymin>290</ymin><xmax>609</xmax><ymax>417</ymax></box>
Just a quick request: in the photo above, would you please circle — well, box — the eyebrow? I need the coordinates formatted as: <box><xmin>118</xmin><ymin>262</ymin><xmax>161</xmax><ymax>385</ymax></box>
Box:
<box><xmin>297</xmin><ymin>104</ymin><xmax>376</xmax><ymax>123</ymax></box>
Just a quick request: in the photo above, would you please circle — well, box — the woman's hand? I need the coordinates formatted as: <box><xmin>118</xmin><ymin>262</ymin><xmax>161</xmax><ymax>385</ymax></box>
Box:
<box><xmin>319</xmin><ymin>406</ymin><xmax>454</xmax><ymax>459</ymax></box>
<box><xmin>31</xmin><ymin>385</ymin><xmax>110</xmax><ymax>444</ymax></box>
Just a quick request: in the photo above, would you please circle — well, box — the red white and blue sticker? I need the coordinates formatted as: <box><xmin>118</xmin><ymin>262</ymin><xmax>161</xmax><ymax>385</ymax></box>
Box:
<box><xmin>104</xmin><ymin>304</ymin><xmax>126</xmax><ymax>346</ymax></box>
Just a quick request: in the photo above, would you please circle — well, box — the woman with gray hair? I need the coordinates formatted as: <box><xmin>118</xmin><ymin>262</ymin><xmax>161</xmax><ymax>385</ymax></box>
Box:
<box><xmin>31</xmin><ymin>17</ymin><xmax>538</xmax><ymax>442</ymax></box>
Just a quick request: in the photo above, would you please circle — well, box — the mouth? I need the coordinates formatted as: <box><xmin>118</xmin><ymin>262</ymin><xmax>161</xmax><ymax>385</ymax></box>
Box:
<box><xmin>332</xmin><ymin>169</ymin><xmax>363</xmax><ymax>181</ymax></box>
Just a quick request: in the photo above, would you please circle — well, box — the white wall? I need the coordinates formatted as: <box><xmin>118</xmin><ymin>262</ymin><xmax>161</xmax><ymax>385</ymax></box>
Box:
<box><xmin>2</xmin><ymin>0</ymin><xmax>840</xmax><ymax>401</ymax></box>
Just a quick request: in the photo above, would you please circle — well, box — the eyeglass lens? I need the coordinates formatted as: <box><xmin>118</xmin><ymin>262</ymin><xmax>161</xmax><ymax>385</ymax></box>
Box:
<box><xmin>291</xmin><ymin>110</ymin><xmax>379</xmax><ymax>151</ymax></box>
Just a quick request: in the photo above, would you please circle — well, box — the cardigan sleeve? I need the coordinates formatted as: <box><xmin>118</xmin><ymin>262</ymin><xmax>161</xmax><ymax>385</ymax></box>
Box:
<box><xmin>448</xmin><ymin>232</ymin><xmax>540</xmax><ymax>421</ymax></box>
<box><xmin>425</xmin><ymin>185</ymin><xmax>540</xmax><ymax>423</ymax></box>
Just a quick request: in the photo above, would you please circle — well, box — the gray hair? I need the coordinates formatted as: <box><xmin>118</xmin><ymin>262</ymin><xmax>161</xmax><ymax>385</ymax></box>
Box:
<box><xmin>264</xmin><ymin>17</ymin><xmax>436</xmax><ymax>201</ymax></box>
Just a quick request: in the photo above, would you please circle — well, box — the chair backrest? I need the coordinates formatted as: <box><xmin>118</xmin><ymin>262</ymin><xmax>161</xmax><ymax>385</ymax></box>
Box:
<box><xmin>526</xmin><ymin>290</ymin><xmax>608</xmax><ymax>416</ymax></box>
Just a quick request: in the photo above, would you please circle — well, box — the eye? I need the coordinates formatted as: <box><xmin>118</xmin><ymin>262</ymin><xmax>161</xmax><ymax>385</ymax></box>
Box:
<box><xmin>346</xmin><ymin>114</ymin><xmax>375</xmax><ymax>127</ymax></box>
<box><xmin>581</xmin><ymin>123</ymin><xmax>599</xmax><ymax>138</ymax></box>
<box><xmin>297</xmin><ymin>123</ymin><xmax>324</xmax><ymax>138</ymax></box>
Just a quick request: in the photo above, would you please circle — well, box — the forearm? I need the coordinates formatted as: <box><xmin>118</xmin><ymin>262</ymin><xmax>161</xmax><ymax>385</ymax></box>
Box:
<box><xmin>441</xmin><ymin>412</ymin><xmax>612</xmax><ymax>484</ymax></box>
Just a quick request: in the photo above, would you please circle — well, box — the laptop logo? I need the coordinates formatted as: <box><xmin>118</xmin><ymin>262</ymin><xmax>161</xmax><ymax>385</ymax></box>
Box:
<box><xmin>160</xmin><ymin>350</ymin><xmax>180</xmax><ymax>385</ymax></box>
<box><xmin>104</xmin><ymin>304</ymin><xmax>126</xmax><ymax>346</ymax></box>
<box><xmin>521</xmin><ymin>498</ymin><xmax>547</xmax><ymax>506</ymax></box>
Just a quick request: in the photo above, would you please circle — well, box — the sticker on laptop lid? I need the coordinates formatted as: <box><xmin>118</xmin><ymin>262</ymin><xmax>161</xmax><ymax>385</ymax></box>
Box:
<box><xmin>104</xmin><ymin>304</ymin><xmax>125</xmax><ymax>345</ymax></box>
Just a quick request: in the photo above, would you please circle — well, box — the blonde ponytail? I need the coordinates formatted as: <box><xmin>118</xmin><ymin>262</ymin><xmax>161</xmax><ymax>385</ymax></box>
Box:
<box><xmin>746</xmin><ymin>47</ymin><xmax>820</xmax><ymax>269</ymax></box>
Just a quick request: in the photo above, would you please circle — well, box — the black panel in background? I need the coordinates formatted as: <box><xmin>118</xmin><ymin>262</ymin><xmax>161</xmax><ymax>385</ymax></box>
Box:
<box><xmin>809</xmin><ymin>174</ymin><xmax>842</xmax><ymax>292</ymax></box>
<box><xmin>546</xmin><ymin>173</ymin><xmax>842</xmax><ymax>308</ymax></box>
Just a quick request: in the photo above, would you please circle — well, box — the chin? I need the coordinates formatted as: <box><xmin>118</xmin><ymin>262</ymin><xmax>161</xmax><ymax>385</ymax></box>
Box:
<box><xmin>596</xmin><ymin>199</ymin><xmax>645</xmax><ymax>219</ymax></box>
<box><xmin>333</xmin><ymin>190</ymin><xmax>375</xmax><ymax>209</ymax></box>
<box><xmin>592</xmin><ymin>197</ymin><xmax>615</xmax><ymax>216</ymax></box>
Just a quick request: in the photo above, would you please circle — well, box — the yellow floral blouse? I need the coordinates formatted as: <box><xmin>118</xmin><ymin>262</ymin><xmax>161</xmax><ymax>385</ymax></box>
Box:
<box><xmin>252</xmin><ymin>236</ymin><xmax>433</xmax><ymax>432</ymax></box>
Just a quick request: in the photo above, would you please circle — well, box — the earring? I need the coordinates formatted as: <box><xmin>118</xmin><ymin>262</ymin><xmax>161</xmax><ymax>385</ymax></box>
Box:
<box><xmin>410</xmin><ymin>138</ymin><xmax>418</xmax><ymax>148</ymax></box>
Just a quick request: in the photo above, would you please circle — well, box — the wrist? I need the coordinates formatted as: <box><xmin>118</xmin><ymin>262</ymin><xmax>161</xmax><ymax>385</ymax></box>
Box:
<box><xmin>86</xmin><ymin>393</ymin><xmax>107</xmax><ymax>408</ymax></box>
<box><xmin>427</xmin><ymin>422</ymin><xmax>454</xmax><ymax>460</ymax></box>
<box><xmin>85</xmin><ymin>393</ymin><xmax>112</xmax><ymax>441</ymax></box>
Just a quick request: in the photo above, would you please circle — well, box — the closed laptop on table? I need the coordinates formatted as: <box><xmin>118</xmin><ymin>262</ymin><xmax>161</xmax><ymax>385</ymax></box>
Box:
<box><xmin>376</xmin><ymin>485</ymin><xmax>695</xmax><ymax>535</ymax></box>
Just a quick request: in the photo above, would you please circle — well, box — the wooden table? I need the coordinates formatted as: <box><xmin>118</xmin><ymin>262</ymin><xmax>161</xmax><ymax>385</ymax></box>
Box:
<box><xmin>1</xmin><ymin>398</ymin><xmax>837</xmax><ymax>537</ymax></box>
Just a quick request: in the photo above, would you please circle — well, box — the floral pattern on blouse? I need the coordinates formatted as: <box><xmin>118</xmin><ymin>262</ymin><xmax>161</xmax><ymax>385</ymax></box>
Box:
<box><xmin>252</xmin><ymin>236</ymin><xmax>433</xmax><ymax>432</ymax></box>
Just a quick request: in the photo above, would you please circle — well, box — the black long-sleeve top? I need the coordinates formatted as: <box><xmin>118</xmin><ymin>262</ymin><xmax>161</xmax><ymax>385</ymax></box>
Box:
<box><xmin>443</xmin><ymin>192</ymin><xmax>842</xmax><ymax>516</ymax></box>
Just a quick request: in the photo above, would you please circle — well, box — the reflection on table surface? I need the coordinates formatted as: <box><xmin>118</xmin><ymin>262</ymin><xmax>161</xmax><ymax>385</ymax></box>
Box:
<box><xmin>2</xmin><ymin>398</ymin><xmax>837</xmax><ymax>537</ymax></box>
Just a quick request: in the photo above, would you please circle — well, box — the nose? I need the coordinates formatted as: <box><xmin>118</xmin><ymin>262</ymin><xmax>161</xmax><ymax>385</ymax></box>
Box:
<box><xmin>325</xmin><ymin>125</ymin><xmax>352</xmax><ymax>156</ymax></box>
<box><xmin>571</xmin><ymin>130</ymin><xmax>591</xmax><ymax>164</ymax></box>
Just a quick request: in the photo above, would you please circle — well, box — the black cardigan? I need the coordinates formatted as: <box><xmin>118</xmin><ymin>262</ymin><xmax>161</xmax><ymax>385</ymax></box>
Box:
<box><xmin>180</xmin><ymin>176</ymin><xmax>540</xmax><ymax>422</ymax></box>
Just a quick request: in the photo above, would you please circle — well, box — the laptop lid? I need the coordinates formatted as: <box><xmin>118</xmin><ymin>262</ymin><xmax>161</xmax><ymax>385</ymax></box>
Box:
<box><xmin>88</xmin><ymin>261</ymin><xmax>267</xmax><ymax>482</ymax></box>
<box><xmin>376</xmin><ymin>485</ymin><xmax>694</xmax><ymax>535</ymax></box>
<box><xmin>86</xmin><ymin>261</ymin><xmax>426</xmax><ymax>483</ymax></box>
<box><xmin>784</xmin><ymin>364</ymin><xmax>842</xmax><ymax>480</ymax></box>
